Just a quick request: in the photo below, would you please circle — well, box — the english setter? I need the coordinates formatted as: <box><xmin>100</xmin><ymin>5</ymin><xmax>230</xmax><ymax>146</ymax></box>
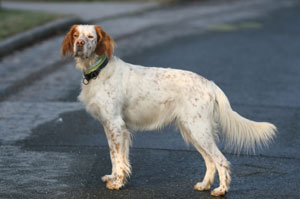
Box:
<box><xmin>61</xmin><ymin>25</ymin><xmax>276</xmax><ymax>196</ymax></box>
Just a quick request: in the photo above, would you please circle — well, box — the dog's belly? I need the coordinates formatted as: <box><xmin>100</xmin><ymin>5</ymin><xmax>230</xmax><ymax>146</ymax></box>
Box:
<box><xmin>122</xmin><ymin>95</ymin><xmax>178</xmax><ymax>131</ymax></box>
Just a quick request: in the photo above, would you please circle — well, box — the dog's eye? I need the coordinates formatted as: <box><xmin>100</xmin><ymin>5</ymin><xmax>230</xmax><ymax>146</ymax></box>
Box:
<box><xmin>88</xmin><ymin>35</ymin><xmax>94</xmax><ymax>39</ymax></box>
<box><xmin>74</xmin><ymin>34</ymin><xmax>79</xmax><ymax>38</ymax></box>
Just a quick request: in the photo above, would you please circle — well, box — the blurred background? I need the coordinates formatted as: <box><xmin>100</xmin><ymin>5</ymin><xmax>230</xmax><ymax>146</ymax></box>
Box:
<box><xmin>0</xmin><ymin>0</ymin><xmax>300</xmax><ymax>198</ymax></box>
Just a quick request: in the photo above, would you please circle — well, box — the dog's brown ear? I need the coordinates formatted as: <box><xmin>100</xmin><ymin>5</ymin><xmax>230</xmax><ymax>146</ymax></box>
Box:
<box><xmin>94</xmin><ymin>25</ymin><xmax>115</xmax><ymax>58</ymax></box>
<box><xmin>61</xmin><ymin>25</ymin><xmax>78</xmax><ymax>56</ymax></box>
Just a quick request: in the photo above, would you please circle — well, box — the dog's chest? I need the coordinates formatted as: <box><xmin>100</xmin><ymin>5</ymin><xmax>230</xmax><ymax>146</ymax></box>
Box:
<box><xmin>78</xmin><ymin>74</ymin><xmax>123</xmax><ymax>119</ymax></box>
<box><xmin>78</xmin><ymin>84</ymin><xmax>93</xmax><ymax>105</ymax></box>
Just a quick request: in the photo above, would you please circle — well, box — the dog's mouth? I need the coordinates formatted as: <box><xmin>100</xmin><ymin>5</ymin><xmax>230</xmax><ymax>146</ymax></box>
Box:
<box><xmin>74</xmin><ymin>46</ymin><xmax>92</xmax><ymax>59</ymax></box>
<box><xmin>75</xmin><ymin>48</ymin><xmax>85</xmax><ymax>57</ymax></box>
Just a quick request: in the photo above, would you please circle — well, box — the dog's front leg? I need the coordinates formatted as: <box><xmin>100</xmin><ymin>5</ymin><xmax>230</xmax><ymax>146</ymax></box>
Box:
<box><xmin>102</xmin><ymin>119</ymin><xmax>131</xmax><ymax>190</ymax></box>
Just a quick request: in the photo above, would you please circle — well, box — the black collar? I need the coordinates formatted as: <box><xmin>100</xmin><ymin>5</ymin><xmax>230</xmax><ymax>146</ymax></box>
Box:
<box><xmin>82</xmin><ymin>55</ymin><xmax>109</xmax><ymax>85</ymax></box>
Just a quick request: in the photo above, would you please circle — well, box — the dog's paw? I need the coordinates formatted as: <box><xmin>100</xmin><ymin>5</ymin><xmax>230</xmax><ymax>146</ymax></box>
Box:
<box><xmin>101</xmin><ymin>175</ymin><xmax>114</xmax><ymax>183</ymax></box>
<box><xmin>106</xmin><ymin>180</ymin><xmax>124</xmax><ymax>190</ymax></box>
<box><xmin>210</xmin><ymin>187</ymin><xmax>226</xmax><ymax>196</ymax></box>
<box><xmin>194</xmin><ymin>182</ymin><xmax>211</xmax><ymax>191</ymax></box>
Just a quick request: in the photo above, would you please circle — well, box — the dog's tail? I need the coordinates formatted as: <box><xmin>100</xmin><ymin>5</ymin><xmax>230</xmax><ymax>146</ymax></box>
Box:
<box><xmin>213</xmin><ymin>83</ymin><xmax>276</xmax><ymax>153</ymax></box>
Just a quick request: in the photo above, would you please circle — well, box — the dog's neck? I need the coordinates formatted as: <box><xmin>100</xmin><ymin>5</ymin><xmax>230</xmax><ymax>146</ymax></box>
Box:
<box><xmin>75</xmin><ymin>54</ymin><xmax>116</xmax><ymax>85</ymax></box>
<box><xmin>75</xmin><ymin>53</ymin><xmax>99</xmax><ymax>72</ymax></box>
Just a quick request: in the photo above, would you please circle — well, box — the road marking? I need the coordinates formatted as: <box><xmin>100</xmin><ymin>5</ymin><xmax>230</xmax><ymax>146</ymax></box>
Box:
<box><xmin>239</xmin><ymin>22</ymin><xmax>263</xmax><ymax>29</ymax></box>
<box><xmin>208</xmin><ymin>22</ymin><xmax>263</xmax><ymax>32</ymax></box>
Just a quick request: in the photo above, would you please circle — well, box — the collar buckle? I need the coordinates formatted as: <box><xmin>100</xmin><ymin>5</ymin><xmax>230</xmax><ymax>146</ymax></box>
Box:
<box><xmin>82</xmin><ymin>78</ymin><xmax>89</xmax><ymax>85</ymax></box>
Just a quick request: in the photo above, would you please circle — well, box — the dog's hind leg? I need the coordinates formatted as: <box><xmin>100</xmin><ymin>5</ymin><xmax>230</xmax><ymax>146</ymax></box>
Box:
<box><xmin>101</xmin><ymin>118</ymin><xmax>132</xmax><ymax>190</ymax></box>
<box><xmin>193</xmin><ymin>148</ymin><xmax>216</xmax><ymax>191</ymax></box>
<box><xmin>205</xmin><ymin>145</ymin><xmax>231</xmax><ymax>196</ymax></box>
<box><xmin>177</xmin><ymin>119</ymin><xmax>216</xmax><ymax>191</ymax></box>
<box><xmin>177</xmin><ymin>117</ymin><xmax>230</xmax><ymax>196</ymax></box>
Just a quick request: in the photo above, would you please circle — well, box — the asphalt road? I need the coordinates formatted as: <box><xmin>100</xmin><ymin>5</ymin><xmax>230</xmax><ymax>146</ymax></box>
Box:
<box><xmin>2</xmin><ymin>3</ymin><xmax>300</xmax><ymax>199</ymax></box>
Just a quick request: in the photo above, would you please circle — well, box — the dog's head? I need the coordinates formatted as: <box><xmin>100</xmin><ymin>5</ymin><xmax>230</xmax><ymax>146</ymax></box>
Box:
<box><xmin>61</xmin><ymin>25</ymin><xmax>114</xmax><ymax>59</ymax></box>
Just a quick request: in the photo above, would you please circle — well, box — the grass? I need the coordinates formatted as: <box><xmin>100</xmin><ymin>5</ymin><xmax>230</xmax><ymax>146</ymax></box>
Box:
<box><xmin>4</xmin><ymin>0</ymin><xmax>178</xmax><ymax>2</ymax></box>
<box><xmin>0</xmin><ymin>9</ymin><xmax>63</xmax><ymax>40</ymax></box>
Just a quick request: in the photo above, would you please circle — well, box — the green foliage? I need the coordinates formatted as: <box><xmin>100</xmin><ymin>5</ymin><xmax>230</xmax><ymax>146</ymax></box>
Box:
<box><xmin>2</xmin><ymin>0</ymin><xmax>176</xmax><ymax>2</ymax></box>
<box><xmin>0</xmin><ymin>9</ymin><xmax>62</xmax><ymax>40</ymax></box>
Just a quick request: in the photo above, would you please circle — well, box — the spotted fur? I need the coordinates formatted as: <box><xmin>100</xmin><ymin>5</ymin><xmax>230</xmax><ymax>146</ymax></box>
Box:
<box><xmin>61</xmin><ymin>25</ymin><xmax>277</xmax><ymax>196</ymax></box>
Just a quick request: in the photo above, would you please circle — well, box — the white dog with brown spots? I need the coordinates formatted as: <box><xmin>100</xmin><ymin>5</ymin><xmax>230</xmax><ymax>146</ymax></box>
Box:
<box><xmin>61</xmin><ymin>25</ymin><xmax>276</xmax><ymax>196</ymax></box>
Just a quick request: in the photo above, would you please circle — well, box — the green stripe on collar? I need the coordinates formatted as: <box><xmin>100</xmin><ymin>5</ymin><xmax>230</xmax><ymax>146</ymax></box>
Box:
<box><xmin>82</xmin><ymin>55</ymin><xmax>109</xmax><ymax>85</ymax></box>
<box><xmin>84</xmin><ymin>55</ymin><xmax>107</xmax><ymax>74</ymax></box>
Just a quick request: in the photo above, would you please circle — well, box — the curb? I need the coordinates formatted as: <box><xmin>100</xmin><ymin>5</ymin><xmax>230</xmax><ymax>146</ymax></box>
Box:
<box><xmin>0</xmin><ymin>16</ymin><xmax>82</xmax><ymax>58</ymax></box>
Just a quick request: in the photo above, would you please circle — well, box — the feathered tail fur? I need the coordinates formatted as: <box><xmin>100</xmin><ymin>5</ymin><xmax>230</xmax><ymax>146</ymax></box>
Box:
<box><xmin>213</xmin><ymin>84</ymin><xmax>277</xmax><ymax>153</ymax></box>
